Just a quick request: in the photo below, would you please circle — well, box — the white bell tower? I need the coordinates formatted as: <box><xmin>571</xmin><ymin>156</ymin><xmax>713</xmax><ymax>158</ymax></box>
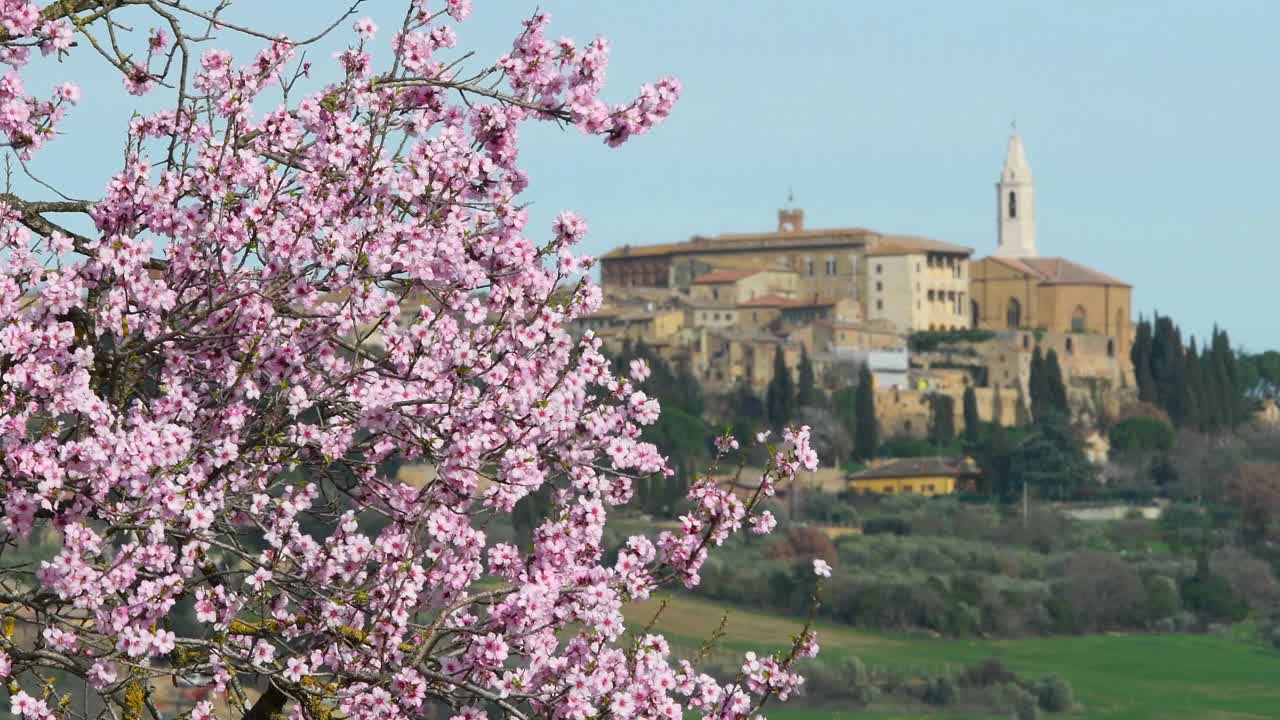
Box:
<box><xmin>996</xmin><ymin>128</ymin><xmax>1038</xmax><ymax>257</ymax></box>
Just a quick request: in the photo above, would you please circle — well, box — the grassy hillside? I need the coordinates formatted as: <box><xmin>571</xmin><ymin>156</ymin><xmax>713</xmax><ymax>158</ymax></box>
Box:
<box><xmin>625</xmin><ymin>594</ymin><xmax>1280</xmax><ymax>720</ymax></box>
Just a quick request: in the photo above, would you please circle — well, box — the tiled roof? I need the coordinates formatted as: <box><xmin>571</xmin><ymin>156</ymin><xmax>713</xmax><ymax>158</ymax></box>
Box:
<box><xmin>737</xmin><ymin>294</ymin><xmax>796</xmax><ymax>308</ymax></box>
<box><xmin>866</xmin><ymin>234</ymin><xmax>974</xmax><ymax>257</ymax></box>
<box><xmin>713</xmin><ymin>227</ymin><xmax>877</xmax><ymax>242</ymax></box>
<box><xmin>603</xmin><ymin>227</ymin><xmax>880</xmax><ymax>260</ymax></box>
<box><xmin>601</xmin><ymin>242</ymin><xmax>685</xmax><ymax>259</ymax></box>
<box><xmin>992</xmin><ymin>256</ymin><xmax>1130</xmax><ymax>287</ymax></box>
<box><xmin>691</xmin><ymin>269</ymin><xmax>761</xmax><ymax>285</ymax></box>
<box><xmin>847</xmin><ymin>456</ymin><xmax>981</xmax><ymax>481</ymax></box>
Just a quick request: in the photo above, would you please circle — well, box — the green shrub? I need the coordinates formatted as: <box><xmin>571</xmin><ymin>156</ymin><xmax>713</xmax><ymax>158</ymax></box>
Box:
<box><xmin>908</xmin><ymin>329</ymin><xmax>995</xmax><ymax>352</ymax></box>
<box><xmin>1037</xmin><ymin>674</ymin><xmax>1075</xmax><ymax>712</ymax></box>
<box><xmin>1109</xmin><ymin>416</ymin><xmax>1175</xmax><ymax>455</ymax></box>
<box><xmin>1182</xmin><ymin>573</ymin><xmax>1248</xmax><ymax>623</ymax></box>
<box><xmin>985</xmin><ymin>683</ymin><xmax>1040</xmax><ymax>720</ymax></box>
<box><xmin>1145</xmin><ymin>575</ymin><xmax>1181</xmax><ymax>622</ymax></box>
<box><xmin>862</xmin><ymin>517</ymin><xmax>910</xmax><ymax>536</ymax></box>
<box><xmin>923</xmin><ymin>675</ymin><xmax>958</xmax><ymax>706</ymax></box>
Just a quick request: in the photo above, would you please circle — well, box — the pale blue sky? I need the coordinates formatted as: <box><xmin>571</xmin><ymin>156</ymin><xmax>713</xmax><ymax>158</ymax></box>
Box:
<box><xmin>19</xmin><ymin>2</ymin><xmax>1280</xmax><ymax>348</ymax></box>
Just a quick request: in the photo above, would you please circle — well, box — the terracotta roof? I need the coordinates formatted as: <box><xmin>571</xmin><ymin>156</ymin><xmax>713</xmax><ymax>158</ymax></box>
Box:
<box><xmin>602</xmin><ymin>227</ymin><xmax>881</xmax><ymax>261</ymax></box>
<box><xmin>847</xmin><ymin>456</ymin><xmax>981</xmax><ymax>481</ymax></box>
<box><xmin>737</xmin><ymin>294</ymin><xmax>795</xmax><ymax>308</ymax></box>
<box><xmin>691</xmin><ymin>269</ymin><xmax>761</xmax><ymax>285</ymax></box>
<box><xmin>991</xmin><ymin>256</ymin><xmax>1130</xmax><ymax>287</ymax></box>
<box><xmin>601</xmin><ymin>242</ymin><xmax>684</xmax><ymax>259</ymax></box>
<box><xmin>866</xmin><ymin>234</ymin><xmax>974</xmax><ymax>257</ymax></box>
<box><xmin>712</xmin><ymin>227</ymin><xmax>877</xmax><ymax>243</ymax></box>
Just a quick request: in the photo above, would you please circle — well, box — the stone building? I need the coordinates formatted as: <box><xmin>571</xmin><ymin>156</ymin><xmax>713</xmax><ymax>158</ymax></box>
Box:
<box><xmin>970</xmin><ymin>130</ymin><xmax>1133</xmax><ymax>359</ymax></box>
<box><xmin>865</xmin><ymin>238</ymin><xmax>973</xmax><ymax>332</ymax></box>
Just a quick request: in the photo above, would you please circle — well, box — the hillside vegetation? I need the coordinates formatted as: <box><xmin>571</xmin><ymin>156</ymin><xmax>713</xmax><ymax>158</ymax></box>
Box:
<box><xmin>625</xmin><ymin>594</ymin><xmax>1280</xmax><ymax>720</ymax></box>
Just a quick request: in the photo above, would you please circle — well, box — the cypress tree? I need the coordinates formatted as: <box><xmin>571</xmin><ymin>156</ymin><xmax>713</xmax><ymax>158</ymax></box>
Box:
<box><xmin>854</xmin><ymin>363</ymin><xmax>879</xmax><ymax>460</ymax></box>
<box><xmin>929</xmin><ymin>394</ymin><xmax>956</xmax><ymax>445</ymax></box>
<box><xmin>1045</xmin><ymin>349</ymin><xmax>1070</xmax><ymax>416</ymax></box>
<box><xmin>963</xmin><ymin>385</ymin><xmax>981</xmax><ymax>444</ymax></box>
<box><xmin>1150</xmin><ymin>314</ymin><xmax>1185</xmax><ymax>423</ymax></box>
<box><xmin>1182</xmin><ymin>338</ymin><xmax>1204</xmax><ymax>432</ymax></box>
<box><xmin>765</xmin><ymin>345</ymin><xmax>795</xmax><ymax>429</ymax></box>
<box><xmin>796</xmin><ymin>346</ymin><xmax>819</xmax><ymax>408</ymax></box>
<box><xmin>1029</xmin><ymin>345</ymin><xmax>1049</xmax><ymax>421</ymax></box>
<box><xmin>1215</xmin><ymin>327</ymin><xmax>1243</xmax><ymax>426</ymax></box>
<box><xmin>1131</xmin><ymin>317</ymin><xmax>1156</xmax><ymax>403</ymax></box>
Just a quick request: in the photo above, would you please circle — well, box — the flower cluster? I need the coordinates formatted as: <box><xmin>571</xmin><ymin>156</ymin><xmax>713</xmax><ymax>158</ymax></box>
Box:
<box><xmin>0</xmin><ymin>3</ymin><xmax>812</xmax><ymax>720</ymax></box>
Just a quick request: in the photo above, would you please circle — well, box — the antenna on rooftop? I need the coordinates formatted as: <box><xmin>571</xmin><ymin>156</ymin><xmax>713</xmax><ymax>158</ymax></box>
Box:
<box><xmin>786</xmin><ymin>187</ymin><xmax>796</xmax><ymax>206</ymax></box>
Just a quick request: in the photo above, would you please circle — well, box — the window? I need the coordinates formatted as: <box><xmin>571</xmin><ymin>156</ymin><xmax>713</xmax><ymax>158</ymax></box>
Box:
<box><xmin>825</xmin><ymin>258</ymin><xmax>837</xmax><ymax>274</ymax></box>
<box><xmin>712</xmin><ymin>288</ymin><xmax>719</xmax><ymax>301</ymax></box>
<box><xmin>807</xmin><ymin>259</ymin><xmax>814</xmax><ymax>276</ymax></box>
<box><xmin>752</xmin><ymin>312</ymin><xmax>759</xmax><ymax>322</ymax></box>
<box><xmin>1008</xmin><ymin>190</ymin><xmax>1017</xmax><ymax>218</ymax></box>
<box><xmin>971</xmin><ymin>300</ymin><xmax>979</xmax><ymax>327</ymax></box>
<box><xmin>904</xmin><ymin>485</ymin><xmax>913</xmax><ymax>493</ymax></box>
<box><xmin>876</xmin><ymin>299</ymin><xmax>883</xmax><ymax>310</ymax></box>
<box><xmin>1066</xmin><ymin>337</ymin><xmax>1074</xmax><ymax>355</ymax></box>
<box><xmin>1006</xmin><ymin>298</ymin><xmax>1022</xmax><ymax>329</ymax></box>
<box><xmin>927</xmin><ymin>290</ymin><xmax>935</xmax><ymax>301</ymax></box>
<box><xmin>876</xmin><ymin>264</ymin><xmax>883</xmax><ymax>274</ymax></box>
<box><xmin>1071</xmin><ymin>305</ymin><xmax>1087</xmax><ymax>333</ymax></box>
<box><xmin>876</xmin><ymin>281</ymin><xmax>883</xmax><ymax>292</ymax></box>
<box><xmin>1107</xmin><ymin>339</ymin><xmax>1116</xmax><ymax>357</ymax></box>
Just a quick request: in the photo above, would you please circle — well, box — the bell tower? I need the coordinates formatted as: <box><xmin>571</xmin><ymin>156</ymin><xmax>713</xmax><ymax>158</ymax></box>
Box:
<box><xmin>996</xmin><ymin>128</ymin><xmax>1038</xmax><ymax>257</ymax></box>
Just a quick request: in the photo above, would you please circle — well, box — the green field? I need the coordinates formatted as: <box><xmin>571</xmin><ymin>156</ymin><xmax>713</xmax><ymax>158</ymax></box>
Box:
<box><xmin>625</xmin><ymin>594</ymin><xmax>1280</xmax><ymax>720</ymax></box>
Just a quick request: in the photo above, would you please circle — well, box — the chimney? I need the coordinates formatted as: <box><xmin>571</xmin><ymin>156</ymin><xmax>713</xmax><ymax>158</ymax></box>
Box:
<box><xmin>777</xmin><ymin>207</ymin><xmax>804</xmax><ymax>233</ymax></box>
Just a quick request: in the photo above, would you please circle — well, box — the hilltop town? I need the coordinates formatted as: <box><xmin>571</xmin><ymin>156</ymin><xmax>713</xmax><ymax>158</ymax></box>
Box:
<box><xmin>577</xmin><ymin>132</ymin><xmax>1135</xmax><ymax>456</ymax></box>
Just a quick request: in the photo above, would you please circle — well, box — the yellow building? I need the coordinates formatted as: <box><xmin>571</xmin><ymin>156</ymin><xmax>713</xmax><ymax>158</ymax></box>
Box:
<box><xmin>846</xmin><ymin>456</ymin><xmax>981</xmax><ymax>496</ymax></box>
<box><xmin>970</xmin><ymin>256</ymin><xmax>1132</xmax><ymax>357</ymax></box>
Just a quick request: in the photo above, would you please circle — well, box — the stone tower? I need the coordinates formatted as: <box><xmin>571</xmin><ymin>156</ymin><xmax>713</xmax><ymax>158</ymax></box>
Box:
<box><xmin>995</xmin><ymin>130</ymin><xmax>1037</xmax><ymax>257</ymax></box>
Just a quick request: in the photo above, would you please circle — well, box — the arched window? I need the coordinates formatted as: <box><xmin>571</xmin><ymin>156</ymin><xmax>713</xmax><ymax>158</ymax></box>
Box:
<box><xmin>1071</xmin><ymin>305</ymin><xmax>1087</xmax><ymax>333</ymax></box>
<box><xmin>1006</xmin><ymin>298</ymin><xmax>1022</xmax><ymax>329</ymax></box>
<box><xmin>1008</xmin><ymin>191</ymin><xmax>1017</xmax><ymax>219</ymax></box>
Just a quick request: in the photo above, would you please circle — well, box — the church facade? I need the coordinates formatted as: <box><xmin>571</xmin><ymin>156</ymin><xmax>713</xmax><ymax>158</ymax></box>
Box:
<box><xmin>971</xmin><ymin>131</ymin><xmax>1133</xmax><ymax>358</ymax></box>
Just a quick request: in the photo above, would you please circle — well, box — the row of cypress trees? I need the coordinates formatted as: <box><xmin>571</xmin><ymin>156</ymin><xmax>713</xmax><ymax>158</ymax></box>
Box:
<box><xmin>1131</xmin><ymin>315</ymin><xmax>1245</xmax><ymax>432</ymax></box>
<box><xmin>767</xmin><ymin>346</ymin><xmax>880</xmax><ymax>461</ymax></box>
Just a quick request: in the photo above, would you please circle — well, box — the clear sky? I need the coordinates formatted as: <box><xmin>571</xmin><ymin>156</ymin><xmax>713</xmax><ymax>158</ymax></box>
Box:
<box><xmin>19</xmin><ymin>1</ymin><xmax>1280</xmax><ymax>349</ymax></box>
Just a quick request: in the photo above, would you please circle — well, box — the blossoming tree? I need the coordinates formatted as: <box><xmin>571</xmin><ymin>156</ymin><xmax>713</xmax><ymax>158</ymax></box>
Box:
<box><xmin>0</xmin><ymin>2</ymin><xmax>822</xmax><ymax>719</ymax></box>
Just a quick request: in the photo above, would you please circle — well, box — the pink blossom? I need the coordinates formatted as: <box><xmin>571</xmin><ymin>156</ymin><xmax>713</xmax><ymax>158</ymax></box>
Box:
<box><xmin>353</xmin><ymin>17</ymin><xmax>378</xmax><ymax>40</ymax></box>
<box><xmin>88</xmin><ymin>661</ymin><xmax>117</xmax><ymax>689</ymax></box>
<box><xmin>750</xmin><ymin>511</ymin><xmax>777</xmax><ymax>535</ymax></box>
<box><xmin>284</xmin><ymin>657</ymin><xmax>309</xmax><ymax>682</ymax></box>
